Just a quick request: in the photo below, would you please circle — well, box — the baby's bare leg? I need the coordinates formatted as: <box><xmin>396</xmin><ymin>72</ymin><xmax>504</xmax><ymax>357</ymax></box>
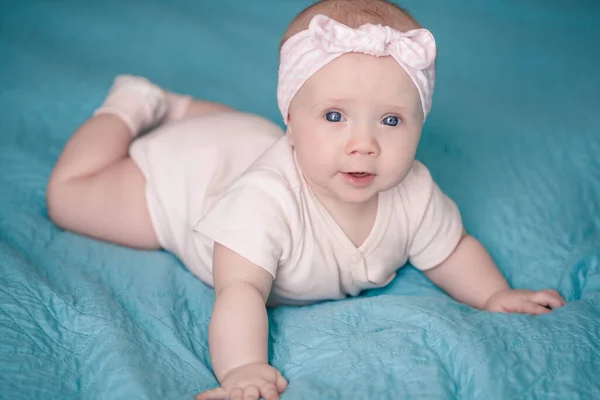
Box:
<box><xmin>47</xmin><ymin>76</ymin><xmax>168</xmax><ymax>249</ymax></box>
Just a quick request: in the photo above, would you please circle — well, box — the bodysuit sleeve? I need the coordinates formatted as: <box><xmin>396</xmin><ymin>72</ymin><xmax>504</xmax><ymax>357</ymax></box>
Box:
<box><xmin>192</xmin><ymin>171</ymin><xmax>296</xmax><ymax>279</ymax></box>
<box><xmin>402</xmin><ymin>161</ymin><xmax>464</xmax><ymax>271</ymax></box>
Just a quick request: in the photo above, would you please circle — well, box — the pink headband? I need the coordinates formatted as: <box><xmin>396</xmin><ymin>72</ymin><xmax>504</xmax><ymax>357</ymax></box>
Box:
<box><xmin>277</xmin><ymin>14</ymin><xmax>437</xmax><ymax>124</ymax></box>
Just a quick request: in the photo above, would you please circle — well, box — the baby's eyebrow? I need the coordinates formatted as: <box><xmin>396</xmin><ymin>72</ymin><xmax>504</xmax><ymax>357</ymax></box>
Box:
<box><xmin>307</xmin><ymin>98</ymin><xmax>351</xmax><ymax>112</ymax></box>
<box><xmin>313</xmin><ymin>97</ymin><xmax>353</xmax><ymax>106</ymax></box>
<box><xmin>379</xmin><ymin>103</ymin><xmax>410</xmax><ymax>112</ymax></box>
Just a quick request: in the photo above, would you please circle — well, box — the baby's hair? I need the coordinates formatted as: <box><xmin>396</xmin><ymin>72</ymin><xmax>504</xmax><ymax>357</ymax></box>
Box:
<box><xmin>280</xmin><ymin>0</ymin><xmax>421</xmax><ymax>49</ymax></box>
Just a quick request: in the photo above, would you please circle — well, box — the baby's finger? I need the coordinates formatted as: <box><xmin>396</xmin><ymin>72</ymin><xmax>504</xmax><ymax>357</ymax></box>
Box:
<box><xmin>541</xmin><ymin>289</ymin><xmax>567</xmax><ymax>306</ymax></box>
<box><xmin>260</xmin><ymin>383</ymin><xmax>281</xmax><ymax>400</ymax></box>
<box><xmin>230</xmin><ymin>387</ymin><xmax>244</xmax><ymax>400</ymax></box>
<box><xmin>532</xmin><ymin>291</ymin><xmax>565</xmax><ymax>309</ymax></box>
<box><xmin>242</xmin><ymin>385</ymin><xmax>260</xmax><ymax>400</ymax></box>
<box><xmin>521</xmin><ymin>301</ymin><xmax>552</xmax><ymax>315</ymax></box>
<box><xmin>539</xmin><ymin>289</ymin><xmax>561</xmax><ymax>297</ymax></box>
<box><xmin>195</xmin><ymin>387</ymin><xmax>228</xmax><ymax>400</ymax></box>
<box><xmin>275</xmin><ymin>371</ymin><xmax>288</xmax><ymax>393</ymax></box>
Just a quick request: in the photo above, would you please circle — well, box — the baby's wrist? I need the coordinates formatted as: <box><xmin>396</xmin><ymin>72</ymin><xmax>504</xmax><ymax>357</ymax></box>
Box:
<box><xmin>482</xmin><ymin>287</ymin><xmax>512</xmax><ymax>309</ymax></box>
<box><xmin>219</xmin><ymin>361</ymin><xmax>271</xmax><ymax>382</ymax></box>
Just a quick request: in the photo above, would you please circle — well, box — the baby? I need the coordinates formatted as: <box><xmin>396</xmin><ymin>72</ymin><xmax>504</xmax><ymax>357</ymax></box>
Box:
<box><xmin>46</xmin><ymin>0</ymin><xmax>566</xmax><ymax>399</ymax></box>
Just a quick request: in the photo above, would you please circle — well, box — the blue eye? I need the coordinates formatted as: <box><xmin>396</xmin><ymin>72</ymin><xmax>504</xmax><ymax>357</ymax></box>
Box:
<box><xmin>325</xmin><ymin>111</ymin><xmax>343</xmax><ymax>122</ymax></box>
<box><xmin>382</xmin><ymin>115</ymin><xmax>401</xmax><ymax>126</ymax></box>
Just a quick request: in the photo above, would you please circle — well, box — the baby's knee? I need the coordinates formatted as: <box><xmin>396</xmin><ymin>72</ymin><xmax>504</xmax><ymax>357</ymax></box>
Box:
<box><xmin>45</xmin><ymin>177</ymin><xmax>67</xmax><ymax>226</ymax></box>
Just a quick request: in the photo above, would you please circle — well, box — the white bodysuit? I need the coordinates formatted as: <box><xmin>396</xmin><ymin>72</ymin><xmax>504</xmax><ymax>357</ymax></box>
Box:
<box><xmin>130</xmin><ymin>112</ymin><xmax>463</xmax><ymax>305</ymax></box>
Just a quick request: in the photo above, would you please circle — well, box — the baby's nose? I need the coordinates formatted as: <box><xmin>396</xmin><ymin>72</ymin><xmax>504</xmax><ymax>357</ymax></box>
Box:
<box><xmin>345</xmin><ymin>129</ymin><xmax>381</xmax><ymax>156</ymax></box>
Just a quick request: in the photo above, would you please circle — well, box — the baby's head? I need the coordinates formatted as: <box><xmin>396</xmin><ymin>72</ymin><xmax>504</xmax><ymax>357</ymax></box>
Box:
<box><xmin>277</xmin><ymin>0</ymin><xmax>437</xmax><ymax>206</ymax></box>
<box><xmin>280</xmin><ymin>0</ymin><xmax>421</xmax><ymax>45</ymax></box>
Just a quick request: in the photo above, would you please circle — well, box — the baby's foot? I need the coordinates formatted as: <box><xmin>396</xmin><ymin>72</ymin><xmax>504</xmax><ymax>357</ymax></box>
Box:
<box><xmin>94</xmin><ymin>75</ymin><xmax>168</xmax><ymax>136</ymax></box>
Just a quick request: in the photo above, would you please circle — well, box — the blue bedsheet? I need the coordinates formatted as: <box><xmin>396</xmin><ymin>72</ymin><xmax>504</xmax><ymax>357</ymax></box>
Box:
<box><xmin>1</xmin><ymin>0</ymin><xmax>599</xmax><ymax>398</ymax></box>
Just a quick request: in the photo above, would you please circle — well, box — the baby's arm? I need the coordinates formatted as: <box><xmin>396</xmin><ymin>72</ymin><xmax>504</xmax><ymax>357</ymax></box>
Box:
<box><xmin>424</xmin><ymin>233</ymin><xmax>566</xmax><ymax>314</ymax></box>
<box><xmin>196</xmin><ymin>243</ymin><xmax>287</xmax><ymax>400</ymax></box>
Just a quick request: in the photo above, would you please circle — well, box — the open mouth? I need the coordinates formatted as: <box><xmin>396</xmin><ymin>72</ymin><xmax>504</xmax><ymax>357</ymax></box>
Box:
<box><xmin>341</xmin><ymin>171</ymin><xmax>376</xmax><ymax>186</ymax></box>
<box><xmin>347</xmin><ymin>172</ymin><xmax>371</xmax><ymax>178</ymax></box>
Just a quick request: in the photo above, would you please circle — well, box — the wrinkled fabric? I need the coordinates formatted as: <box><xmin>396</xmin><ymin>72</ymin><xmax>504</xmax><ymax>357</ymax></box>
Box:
<box><xmin>0</xmin><ymin>0</ymin><xmax>599</xmax><ymax>399</ymax></box>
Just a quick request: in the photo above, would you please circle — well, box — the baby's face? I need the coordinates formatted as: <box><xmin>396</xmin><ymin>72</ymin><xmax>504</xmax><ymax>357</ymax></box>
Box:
<box><xmin>287</xmin><ymin>53</ymin><xmax>423</xmax><ymax>206</ymax></box>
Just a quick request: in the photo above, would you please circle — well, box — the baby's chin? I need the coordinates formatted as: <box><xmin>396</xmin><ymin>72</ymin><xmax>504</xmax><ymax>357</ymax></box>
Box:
<box><xmin>333</xmin><ymin>181</ymin><xmax>390</xmax><ymax>205</ymax></box>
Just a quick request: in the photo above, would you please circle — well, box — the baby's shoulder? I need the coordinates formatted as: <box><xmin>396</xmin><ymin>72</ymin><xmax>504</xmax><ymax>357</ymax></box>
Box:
<box><xmin>211</xmin><ymin>161</ymin><xmax>302</xmax><ymax>228</ymax></box>
<box><xmin>231</xmin><ymin>172</ymin><xmax>298</xmax><ymax>213</ymax></box>
<box><xmin>233</xmin><ymin>139</ymin><xmax>300</xmax><ymax>193</ymax></box>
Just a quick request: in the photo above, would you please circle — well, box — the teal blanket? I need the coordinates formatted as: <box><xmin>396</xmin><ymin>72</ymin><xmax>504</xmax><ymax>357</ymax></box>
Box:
<box><xmin>1</xmin><ymin>0</ymin><xmax>599</xmax><ymax>398</ymax></box>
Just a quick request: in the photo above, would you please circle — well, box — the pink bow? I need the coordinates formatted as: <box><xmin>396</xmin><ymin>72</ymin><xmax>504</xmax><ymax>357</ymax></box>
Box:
<box><xmin>309</xmin><ymin>15</ymin><xmax>436</xmax><ymax>70</ymax></box>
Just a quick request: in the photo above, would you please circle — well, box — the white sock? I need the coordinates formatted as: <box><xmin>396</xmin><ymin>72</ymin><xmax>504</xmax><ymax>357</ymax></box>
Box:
<box><xmin>93</xmin><ymin>75</ymin><xmax>168</xmax><ymax>136</ymax></box>
<box><xmin>165</xmin><ymin>92</ymin><xmax>193</xmax><ymax>121</ymax></box>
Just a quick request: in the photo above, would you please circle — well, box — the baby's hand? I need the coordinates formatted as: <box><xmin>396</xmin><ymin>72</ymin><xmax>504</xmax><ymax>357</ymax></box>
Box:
<box><xmin>483</xmin><ymin>288</ymin><xmax>566</xmax><ymax>315</ymax></box>
<box><xmin>196</xmin><ymin>363</ymin><xmax>288</xmax><ymax>400</ymax></box>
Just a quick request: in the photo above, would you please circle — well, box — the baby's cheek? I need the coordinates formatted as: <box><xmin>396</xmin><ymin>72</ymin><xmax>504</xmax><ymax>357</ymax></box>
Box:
<box><xmin>382</xmin><ymin>154</ymin><xmax>414</xmax><ymax>182</ymax></box>
<box><xmin>296</xmin><ymin>146</ymin><xmax>324</xmax><ymax>172</ymax></box>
